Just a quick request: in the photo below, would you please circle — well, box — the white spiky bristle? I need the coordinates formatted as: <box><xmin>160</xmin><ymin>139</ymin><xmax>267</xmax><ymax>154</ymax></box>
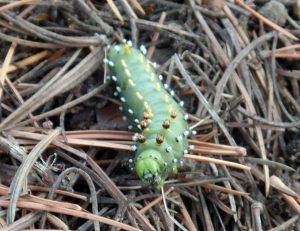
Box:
<box><xmin>166</xmin><ymin>146</ymin><xmax>173</xmax><ymax>152</ymax></box>
<box><xmin>184</xmin><ymin>130</ymin><xmax>189</xmax><ymax>136</ymax></box>
<box><xmin>189</xmin><ymin>145</ymin><xmax>195</xmax><ymax>150</ymax></box>
<box><xmin>127</xmin><ymin>40</ymin><xmax>133</xmax><ymax>47</ymax></box>
<box><xmin>131</xmin><ymin>145</ymin><xmax>137</xmax><ymax>151</ymax></box>
<box><xmin>184</xmin><ymin>114</ymin><xmax>188</xmax><ymax>120</ymax></box>
<box><xmin>176</xmin><ymin>135</ymin><xmax>183</xmax><ymax>141</ymax></box>
<box><xmin>132</xmin><ymin>133</ymin><xmax>139</xmax><ymax>141</ymax></box>
<box><xmin>140</xmin><ymin>45</ymin><xmax>147</xmax><ymax>55</ymax></box>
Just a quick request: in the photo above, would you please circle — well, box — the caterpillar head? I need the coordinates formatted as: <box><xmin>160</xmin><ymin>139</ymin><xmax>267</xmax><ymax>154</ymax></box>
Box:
<box><xmin>135</xmin><ymin>149</ymin><xmax>165</xmax><ymax>188</ymax></box>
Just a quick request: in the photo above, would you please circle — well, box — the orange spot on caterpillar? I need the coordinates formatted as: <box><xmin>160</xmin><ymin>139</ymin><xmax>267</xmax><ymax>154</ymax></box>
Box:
<box><xmin>143</xmin><ymin>112</ymin><xmax>150</xmax><ymax>119</ymax></box>
<box><xmin>162</xmin><ymin>120</ymin><xmax>170</xmax><ymax>129</ymax></box>
<box><xmin>156</xmin><ymin>134</ymin><xmax>164</xmax><ymax>144</ymax></box>
<box><xmin>140</xmin><ymin>119</ymin><xmax>148</xmax><ymax>130</ymax></box>
<box><xmin>137</xmin><ymin>134</ymin><xmax>146</xmax><ymax>143</ymax></box>
<box><xmin>170</xmin><ymin>111</ymin><xmax>177</xmax><ymax>119</ymax></box>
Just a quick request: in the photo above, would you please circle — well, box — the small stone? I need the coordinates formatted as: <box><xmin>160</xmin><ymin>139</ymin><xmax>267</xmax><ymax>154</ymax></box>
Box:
<box><xmin>259</xmin><ymin>0</ymin><xmax>288</xmax><ymax>27</ymax></box>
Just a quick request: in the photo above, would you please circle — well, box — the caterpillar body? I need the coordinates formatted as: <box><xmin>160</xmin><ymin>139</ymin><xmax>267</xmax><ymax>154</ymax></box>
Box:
<box><xmin>106</xmin><ymin>42</ymin><xmax>189</xmax><ymax>187</ymax></box>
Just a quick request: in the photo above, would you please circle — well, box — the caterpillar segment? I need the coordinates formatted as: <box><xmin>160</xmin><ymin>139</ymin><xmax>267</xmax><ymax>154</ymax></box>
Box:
<box><xmin>107</xmin><ymin>41</ymin><xmax>189</xmax><ymax>188</ymax></box>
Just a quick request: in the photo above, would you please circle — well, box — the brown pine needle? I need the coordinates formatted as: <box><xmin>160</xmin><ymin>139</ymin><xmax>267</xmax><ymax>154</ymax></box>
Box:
<box><xmin>190</xmin><ymin>147</ymin><xmax>245</xmax><ymax>156</ymax></box>
<box><xmin>0</xmin><ymin>200</ymin><xmax>139</xmax><ymax>231</ymax></box>
<box><xmin>106</xmin><ymin>0</ymin><xmax>124</xmax><ymax>23</ymax></box>
<box><xmin>140</xmin><ymin>187</ymin><xmax>174</xmax><ymax>214</ymax></box>
<box><xmin>274</xmin><ymin>53</ymin><xmax>300</xmax><ymax>59</ymax></box>
<box><xmin>275</xmin><ymin>44</ymin><xmax>300</xmax><ymax>53</ymax></box>
<box><xmin>202</xmin><ymin>184</ymin><xmax>249</xmax><ymax>197</ymax></box>
<box><xmin>184</xmin><ymin>154</ymin><xmax>251</xmax><ymax>171</ymax></box>
<box><xmin>0</xmin><ymin>0</ymin><xmax>42</xmax><ymax>13</ymax></box>
<box><xmin>0</xmin><ymin>42</ymin><xmax>16</xmax><ymax>99</ymax></box>
<box><xmin>129</xmin><ymin>0</ymin><xmax>146</xmax><ymax>15</ymax></box>
<box><xmin>0</xmin><ymin>50</ymin><xmax>49</xmax><ymax>74</ymax></box>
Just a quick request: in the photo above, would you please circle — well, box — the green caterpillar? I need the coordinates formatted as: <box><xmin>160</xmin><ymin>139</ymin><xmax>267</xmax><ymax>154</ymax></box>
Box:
<box><xmin>106</xmin><ymin>41</ymin><xmax>190</xmax><ymax>188</ymax></box>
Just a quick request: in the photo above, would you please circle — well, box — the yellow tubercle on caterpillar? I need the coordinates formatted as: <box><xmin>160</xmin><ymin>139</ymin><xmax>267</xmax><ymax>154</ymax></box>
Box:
<box><xmin>144</xmin><ymin>101</ymin><xmax>150</xmax><ymax>109</ymax></box>
<box><xmin>139</xmin><ymin>54</ymin><xmax>144</xmax><ymax>63</ymax></box>
<box><xmin>121</xmin><ymin>59</ymin><xmax>127</xmax><ymax>68</ymax></box>
<box><xmin>123</xmin><ymin>44</ymin><xmax>131</xmax><ymax>55</ymax></box>
<box><xmin>168</xmin><ymin>104</ymin><xmax>173</xmax><ymax>114</ymax></box>
<box><xmin>155</xmin><ymin>83</ymin><xmax>161</xmax><ymax>91</ymax></box>
<box><xmin>164</xmin><ymin>94</ymin><xmax>169</xmax><ymax>103</ymax></box>
<box><xmin>124</xmin><ymin>68</ymin><xmax>131</xmax><ymax>77</ymax></box>
<box><xmin>145</xmin><ymin>63</ymin><xmax>151</xmax><ymax>72</ymax></box>
<box><xmin>128</xmin><ymin>79</ymin><xmax>135</xmax><ymax>87</ymax></box>
<box><xmin>136</xmin><ymin>91</ymin><xmax>143</xmax><ymax>100</ymax></box>
<box><xmin>150</xmin><ymin>73</ymin><xmax>155</xmax><ymax>81</ymax></box>
<box><xmin>143</xmin><ymin>101</ymin><xmax>153</xmax><ymax>114</ymax></box>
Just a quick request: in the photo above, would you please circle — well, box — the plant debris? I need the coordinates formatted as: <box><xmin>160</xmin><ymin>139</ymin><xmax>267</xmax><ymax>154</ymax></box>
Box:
<box><xmin>0</xmin><ymin>0</ymin><xmax>299</xmax><ymax>230</ymax></box>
